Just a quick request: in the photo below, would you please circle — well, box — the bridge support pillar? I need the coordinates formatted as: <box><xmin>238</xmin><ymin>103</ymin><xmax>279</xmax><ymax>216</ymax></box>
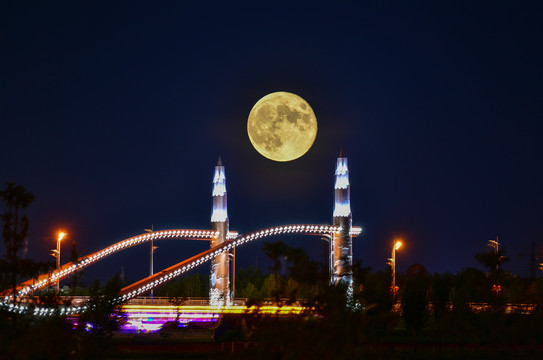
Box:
<box><xmin>332</xmin><ymin>149</ymin><xmax>353</xmax><ymax>290</ymax></box>
<box><xmin>210</xmin><ymin>157</ymin><xmax>231</xmax><ymax>306</ymax></box>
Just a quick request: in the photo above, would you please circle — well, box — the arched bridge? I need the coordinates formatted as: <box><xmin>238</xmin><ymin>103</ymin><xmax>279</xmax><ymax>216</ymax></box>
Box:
<box><xmin>2</xmin><ymin>150</ymin><xmax>360</xmax><ymax>315</ymax></box>
<box><xmin>3</xmin><ymin>224</ymin><xmax>361</xmax><ymax>315</ymax></box>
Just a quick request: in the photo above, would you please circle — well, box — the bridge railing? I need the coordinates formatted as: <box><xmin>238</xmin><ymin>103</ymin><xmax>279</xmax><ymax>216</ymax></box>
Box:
<box><xmin>126</xmin><ymin>297</ymin><xmax>210</xmax><ymax>306</ymax></box>
<box><xmin>124</xmin><ymin>297</ymin><xmax>304</xmax><ymax>307</ymax></box>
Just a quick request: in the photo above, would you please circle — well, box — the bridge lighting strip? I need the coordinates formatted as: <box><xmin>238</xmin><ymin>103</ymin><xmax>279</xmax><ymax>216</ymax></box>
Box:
<box><xmin>122</xmin><ymin>304</ymin><xmax>312</xmax><ymax>333</ymax></box>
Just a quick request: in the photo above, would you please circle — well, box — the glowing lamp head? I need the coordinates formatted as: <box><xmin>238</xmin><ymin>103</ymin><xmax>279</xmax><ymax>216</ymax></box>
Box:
<box><xmin>394</xmin><ymin>240</ymin><xmax>402</xmax><ymax>250</ymax></box>
<box><xmin>58</xmin><ymin>231</ymin><xmax>67</xmax><ymax>242</ymax></box>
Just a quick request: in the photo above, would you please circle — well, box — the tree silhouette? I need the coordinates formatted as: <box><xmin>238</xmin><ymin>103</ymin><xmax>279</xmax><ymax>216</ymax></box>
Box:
<box><xmin>262</xmin><ymin>241</ymin><xmax>288</xmax><ymax>302</ymax></box>
<box><xmin>402</xmin><ymin>264</ymin><xmax>430</xmax><ymax>340</ymax></box>
<box><xmin>475</xmin><ymin>247</ymin><xmax>509</xmax><ymax>293</ymax></box>
<box><xmin>0</xmin><ymin>182</ymin><xmax>54</xmax><ymax>335</ymax></box>
<box><xmin>1</xmin><ymin>182</ymin><xmax>34</xmax><ymax>299</ymax></box>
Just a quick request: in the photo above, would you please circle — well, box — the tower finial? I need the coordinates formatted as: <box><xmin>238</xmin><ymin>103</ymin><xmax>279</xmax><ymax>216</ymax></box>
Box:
<box><xmin>217</xmin><ymin>156</ymin><xmax>222</xmax><ymax>167</ymax></box>
<box><xmin>339</xmin><ymin>147</ymin><xmax>345</xmax><ymax>158</ymax></box>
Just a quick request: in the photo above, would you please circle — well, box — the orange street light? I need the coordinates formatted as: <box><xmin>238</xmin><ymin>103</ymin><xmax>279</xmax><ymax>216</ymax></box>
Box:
<box><xmin>52</xmin><ymin>230</ymin><xmax>67</xmax><ymax>294</ymax></box>
<box><xmin>487</xmin><ymin>236</ymin><xmax>500</xmax><ymax>272</ymax></box>
<box><xmin>388</xmin><ymin>239</ymin><xmax>403</xmax><ymax>301</ymax></box>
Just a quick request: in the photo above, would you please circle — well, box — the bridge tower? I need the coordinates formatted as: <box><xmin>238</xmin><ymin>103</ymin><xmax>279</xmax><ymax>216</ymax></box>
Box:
<box><xmin>210</xmin><ymin>157</ymin><xmax>231</xmax><ymax>306</ymax></box>
<box><xmin>332</xmin><ymin>148</ymin><xmax>353</xmax><ymax>289</ymax></box>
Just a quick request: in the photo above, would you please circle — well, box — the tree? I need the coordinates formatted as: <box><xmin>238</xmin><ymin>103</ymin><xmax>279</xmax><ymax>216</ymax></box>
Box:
<box><xmin>284</xmin><ymin>245</ymin><xmax>324</xmax><ymax>296</ymax></box>
<box><xmin>1</xmin><ymin>182</ymin><xmax>34</xmax><ymax>299</ymax></box>
<box><xmin>402</xmin><ymin>264</ymin><xmax>430</xmax><ymax>340</ymax></box>
<box><xmin>0</xmin><ymin>183</ymin><xmax>53</xmax><ymax>335</ymax></box>
<box><xmin>262</xmin><ymin>241</ymin><xmax>288</xmax><ymax>275</ymax></box>
<box><xmin>262</xmin><ymin>241</ymin><xmax>288</xmax><ymax>302</ymax></box>
<box><xmin>241</xmin><ymin>282</ymin><xmax>262</xmax><ymax>301</ymax></box>
<box><xmin>430</xmin><ymin>272</ymin><xmax>454</xmax><ymax>319</ymax></box>
<box><xmin>236</xmin><ymin>266</ymin><xmax>265</xmax><ymax>299</ymax></box>
<box><xmin>76</xmin><ymin>274</ymin><xmax>126</xmax><ymax>356</ymax></box>
<box><xmin>475</xmin><ymin>247</ymin><xmax>509</xmax><ymax>284</ymax></box>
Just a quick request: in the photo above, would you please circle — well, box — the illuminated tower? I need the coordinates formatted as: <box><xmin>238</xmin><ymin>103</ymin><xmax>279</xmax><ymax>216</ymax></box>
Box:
<box><xmin>210</xmin><ymin>157</ymin><xmax>231</xmax><ymax>306</ymax></box>
<box><xmin>332</xmin><ymin>148</ymin><xmax>353</xmax><ymax>289</ymax></box>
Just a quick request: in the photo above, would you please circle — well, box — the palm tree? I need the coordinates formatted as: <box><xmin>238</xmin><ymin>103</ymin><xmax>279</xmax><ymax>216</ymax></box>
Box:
<box><xmin>475</xmin><ymin>247</ymin><xmax>509</xmax><ymax>291</ymax></box>
<box><xmin>262</xmin><ymin>241</ymin><xmax>288</xmax><ymax>303</ymax></box>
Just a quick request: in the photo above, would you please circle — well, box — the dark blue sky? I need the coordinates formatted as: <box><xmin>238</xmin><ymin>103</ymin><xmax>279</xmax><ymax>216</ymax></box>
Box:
<box><xmin>2</xmin><ymin>1</ymin><xmax>542</xmax><ymax>283</ymax></box>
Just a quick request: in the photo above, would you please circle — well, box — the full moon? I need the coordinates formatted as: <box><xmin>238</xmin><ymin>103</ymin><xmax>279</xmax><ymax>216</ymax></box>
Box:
<box><xmin>247</xmin><ymin>92</ymin><xmax>317</xmax><ymax>162</ymax></box>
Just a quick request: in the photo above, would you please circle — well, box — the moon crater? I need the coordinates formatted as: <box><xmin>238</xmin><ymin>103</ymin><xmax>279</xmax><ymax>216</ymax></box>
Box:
<box><xmin>247</xmin><ymin>92</ymin><xmax>317</xmax><ymax>162</ymax></box>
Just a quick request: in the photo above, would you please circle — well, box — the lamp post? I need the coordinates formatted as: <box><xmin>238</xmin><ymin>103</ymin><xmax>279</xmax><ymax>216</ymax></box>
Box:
<box><xmin>145</xmin><ymin>227</ymin><xmax>157</xmax><ymax>303</ymax></box>
<box><xmin>488</xmin><ymin>236</ymin><xmax>499</xmax><ymax>272</ymax></box>
<box><xmin>488</xmin><ymin>236</ymin><xmax>506</xmax><ymax>295</ymax></box>
<box><xmin>388</xmin><ymin>239</ymin><xmax>402</xmax><ymax>301</ymax></box>
<box><xmin>229</xmin><ymin>247</ymin><xmax>236</xmax><ymax>304</ymax></box>
<box><xmin>51</xmin><ymin>231</ymin><xmax>67</xmax><ymax>294</ymax></box>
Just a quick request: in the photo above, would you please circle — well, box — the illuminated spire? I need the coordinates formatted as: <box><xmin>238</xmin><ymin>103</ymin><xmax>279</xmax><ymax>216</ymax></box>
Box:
<box><xmin>333</xmin><ymin>149</ymin><xmax>351</xmax><ymax>217</ymax></box>
<box><xmin>211</xmin><ymin>157</ymin><xmax>227</xmax><ymax>222</ymax></box>
<box><xmin>332</xmin><ymin>149</ymin><xmax>353</xmax><ymax>293</ymax></box>
<box><xmin>210</xmin><ymin>157</ymin><xmax>231</xmax><ymax>306</ymax></box>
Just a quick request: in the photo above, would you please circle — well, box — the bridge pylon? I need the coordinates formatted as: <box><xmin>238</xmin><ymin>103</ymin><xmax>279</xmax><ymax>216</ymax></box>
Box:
<box><xmin>332</xmin><ymin>148</ymin><xmax>353</xmax><ymax>289</ymax></box>
<box><xmin>210</xmin><ymin>157</ymin><xmax>231</xmax><ymax>306</ymax></box>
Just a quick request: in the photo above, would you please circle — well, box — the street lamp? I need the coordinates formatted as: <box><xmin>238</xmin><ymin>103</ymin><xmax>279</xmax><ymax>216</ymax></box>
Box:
<box><xmin>388</xmin><ymin>239</ymin><xmax>402</xmax><ymax>301</ymax></box>
<box><xmin>488</xmin><ymin>236</ymin><xmax>500</xmax><ymax>272</ymax></box>
<box><xmin>145</xmin><ymin>226</ymin><xmax>158</xmax><ymax>303</ymax></box>
<box><xmin>51</xmin><ymin>230</ymin><xmax>67</xmax><ymax>294</ymax></box>
<box><xmin>229</xmin><ymin>248</ymin><xmax>236</xmax><ymax>304</ymax></box>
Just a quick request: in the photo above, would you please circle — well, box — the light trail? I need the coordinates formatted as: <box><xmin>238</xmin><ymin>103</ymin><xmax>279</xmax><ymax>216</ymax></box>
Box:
<box><xmin>122</xmin><ymin>304</ymin><xmax>311</xmax><ymax>333</ymax></box>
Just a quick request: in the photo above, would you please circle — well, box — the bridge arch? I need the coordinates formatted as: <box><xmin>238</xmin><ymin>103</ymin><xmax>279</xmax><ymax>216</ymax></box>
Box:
<box><xmin>8</xmin><ymin>229</ymin><xmax>238</xmax><ymax>299</ymax></box>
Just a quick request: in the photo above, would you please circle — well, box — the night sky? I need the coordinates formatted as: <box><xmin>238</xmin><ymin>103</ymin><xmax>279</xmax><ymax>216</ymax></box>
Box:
<box><xmin>2</xmin><ymin>2</ymin><xmax>542</xmax><ymax>284</ymax></box>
